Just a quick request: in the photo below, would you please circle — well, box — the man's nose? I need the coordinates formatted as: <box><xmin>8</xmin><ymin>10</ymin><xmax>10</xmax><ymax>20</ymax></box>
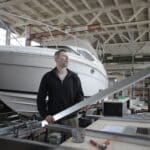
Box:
<box><xmin>64</xmin><ymin>57</ymin><xmax>68</xmax><ymax>61</ymax></box>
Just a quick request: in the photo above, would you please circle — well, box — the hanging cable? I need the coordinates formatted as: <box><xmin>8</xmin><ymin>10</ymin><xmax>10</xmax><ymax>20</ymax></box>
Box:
<box><xmin>46</xmin><ymin>25</ymin><xmax>58</xmax><ymax>49</ymax></box>
<box><xmin>0</xmin><ymin>11</ymin><xmax>78</xmax><ymax>40</ymax></box>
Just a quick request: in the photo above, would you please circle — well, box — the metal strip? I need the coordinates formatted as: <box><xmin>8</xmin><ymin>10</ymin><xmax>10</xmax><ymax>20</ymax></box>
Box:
<box><xmin>0</xmin><ymin>136</ymin><xmax>81</xmax><ymax>150</ymax></box>
<box><xmin>53</xmin><ymin>67</ymin><xmax>150</xmax><ymax>121</ymax></box>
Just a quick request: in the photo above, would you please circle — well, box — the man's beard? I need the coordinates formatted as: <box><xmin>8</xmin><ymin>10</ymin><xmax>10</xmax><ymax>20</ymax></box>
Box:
<box><xmin>61</xmin><ymin>62</ymin><xmax>68</xmax><ymax>68</ymax></box>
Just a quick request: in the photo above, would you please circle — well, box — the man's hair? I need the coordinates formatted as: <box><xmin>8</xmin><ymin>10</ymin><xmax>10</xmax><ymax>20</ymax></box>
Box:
<box><xmin>54</xmin><ymin>49</ymin><xmax>67</xmax><ymax>57</ymax></box>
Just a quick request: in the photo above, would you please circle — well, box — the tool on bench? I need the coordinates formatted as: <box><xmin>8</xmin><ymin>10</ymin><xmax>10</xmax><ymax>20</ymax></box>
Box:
<box><xmin>89</xmin><ymin>139</ymin><xmax>110</xmax><ymax>150</ymax></box>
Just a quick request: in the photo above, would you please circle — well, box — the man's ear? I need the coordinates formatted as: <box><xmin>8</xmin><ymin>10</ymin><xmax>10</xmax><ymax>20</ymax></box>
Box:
<box><xmin>54</xmin><ymin>55</ymin><xmax>57</xmax><ymax>61</ymax></box>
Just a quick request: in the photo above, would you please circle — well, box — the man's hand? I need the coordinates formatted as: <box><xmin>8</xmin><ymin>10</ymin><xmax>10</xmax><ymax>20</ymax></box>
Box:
<box><xmin>45</xmin><ymin>115</ymin><xmax>54</xmax><ymax>124</ymax></box>
<box><xmin>82</xmin><ymin>105</ymin><xmax>91</xmax><ymax>111</ymax></box>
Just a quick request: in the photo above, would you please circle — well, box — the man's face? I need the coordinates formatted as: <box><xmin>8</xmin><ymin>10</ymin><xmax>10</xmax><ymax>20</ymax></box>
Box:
<box><xmin>55</xmin><ymin>52</ymin><xmax>69</xmax><ymax>68</ymax></box>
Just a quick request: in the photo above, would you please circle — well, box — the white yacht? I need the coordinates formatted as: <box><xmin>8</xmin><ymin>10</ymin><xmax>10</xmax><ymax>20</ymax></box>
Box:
<box><xmin>0</xmin><ymin>45</ymin><xmax>108</xmax><ymax>116</ymax></box>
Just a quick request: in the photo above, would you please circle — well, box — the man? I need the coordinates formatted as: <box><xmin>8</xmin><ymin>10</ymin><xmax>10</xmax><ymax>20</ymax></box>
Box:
<box><xmin>37</xmin><ymin>49</ymin><xmax>84</xmax><ymax>127</ymax></box>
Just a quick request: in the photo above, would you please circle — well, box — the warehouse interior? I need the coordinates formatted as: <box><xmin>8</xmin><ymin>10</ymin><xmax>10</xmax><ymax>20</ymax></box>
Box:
<box><xmin>0</xmin><ymin>0</ymin><xmax>150</xmax><ymax>150</ymax></box>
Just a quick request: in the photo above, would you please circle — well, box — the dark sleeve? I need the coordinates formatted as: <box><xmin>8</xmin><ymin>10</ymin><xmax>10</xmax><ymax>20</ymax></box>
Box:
<box><xmin>75</xmin><ymin>75</ymin><xmax>84</xmax><ymax>103</ymax></box>
<box><xmin>37</xmin><ymin>74</ymin><xmax>48</xmax><ymax>119</ymax></box>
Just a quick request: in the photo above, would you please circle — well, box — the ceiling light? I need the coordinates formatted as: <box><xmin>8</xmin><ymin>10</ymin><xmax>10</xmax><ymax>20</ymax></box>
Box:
<box><xmin>107</xmin><ymin>56</ymin><xmax>113</xmax><ymax>60</ymax></box>
<box><xmin>135</xmin><ymin>55</ymin><xmax>143</xmax><ymax>58</ymax></box>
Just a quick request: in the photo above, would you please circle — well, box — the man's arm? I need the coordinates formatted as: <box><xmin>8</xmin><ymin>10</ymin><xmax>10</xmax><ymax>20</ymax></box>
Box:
<box><xmin>37</xmin><ymin>74</ymin><xmax>48</xmax><ymax>119</ymax></box>
<box><xmin>75</xmin><ymin>75</ymin><xmax>84</xmax><ymax>102</ymax></box>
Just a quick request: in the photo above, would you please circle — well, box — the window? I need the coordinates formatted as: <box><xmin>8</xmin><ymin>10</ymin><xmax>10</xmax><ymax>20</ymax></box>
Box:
<box><xmin>78</xmin><ymin>50</ymin><xmax>94</xmax><ymax>61</ymax></box>
<box><xmin>0</xmin><ymin>28</ymin><xmax>6</xmax><ymax>45</ymax></box>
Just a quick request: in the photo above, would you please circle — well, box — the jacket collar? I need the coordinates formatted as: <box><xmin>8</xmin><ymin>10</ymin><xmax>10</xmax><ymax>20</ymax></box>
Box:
<box><xmin>51</xmin><ymin>67</ymin><xmax>73</xmax><ymax>79</ymax></box>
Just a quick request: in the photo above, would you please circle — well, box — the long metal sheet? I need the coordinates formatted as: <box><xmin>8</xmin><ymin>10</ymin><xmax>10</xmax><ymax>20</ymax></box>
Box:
<box><xmin>53</xmin><ymin>67</ymin><xmax>150</xmax><ymax>121</ymax></box>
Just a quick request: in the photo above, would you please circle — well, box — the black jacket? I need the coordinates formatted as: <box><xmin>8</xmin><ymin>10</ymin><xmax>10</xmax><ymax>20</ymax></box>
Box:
<box><xmin>37</xmin><ymin>68</ymin><xmax>84</xmax><ymax>119</ymax></box>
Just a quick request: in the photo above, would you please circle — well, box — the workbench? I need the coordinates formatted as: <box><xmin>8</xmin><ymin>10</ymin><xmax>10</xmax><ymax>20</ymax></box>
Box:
<box><xmin>62</xmin><ymin>118</ymin><xmax>150</xmax><ymax>150</ymax></box>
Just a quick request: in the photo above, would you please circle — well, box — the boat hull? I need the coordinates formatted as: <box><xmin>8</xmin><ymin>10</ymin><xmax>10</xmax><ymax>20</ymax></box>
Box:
<box><xmin>0</xmin><ymin>91</ymin><xmax>37</xmax><ymax>116</ymax></box>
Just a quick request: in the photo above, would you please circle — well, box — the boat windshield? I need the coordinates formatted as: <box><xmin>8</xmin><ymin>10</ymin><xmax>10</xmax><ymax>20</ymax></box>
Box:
<box><xmin>37</xmin><ymin>46</ymin><xmax>79</xmax><ymax>55</ymax></box>
<box><xmin>78</xmin><ymin>49</ymin><xmax>94</xmax><ymax>61</ymax></box>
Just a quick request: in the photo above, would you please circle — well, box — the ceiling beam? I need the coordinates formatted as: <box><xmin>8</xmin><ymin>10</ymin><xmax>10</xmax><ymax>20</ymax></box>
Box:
<box><xmin>81</xmin><ymin>0</ymin><xmax>91</xmax><ymax>9</ymax></box>
<box><xmin>104</xmin><ymin>33</ymin><xmax>116</xmax><ymax>44</ymax></box>
<box><xmin>113</xmin><ymin>0</ymin><xmax>131</xmax><ymax>42</ymax></box>
<box><xmin>109</xmin><ymin>12</ymin><xmax>122</xmax><ymax>23</ymax></box>
<box><xmin>148</xmin><ymin>0</ymin><xmax>150</xmax><ymax>40</ymax></box>
<box><xmin>65</xmin><ymin>0</ymin><xmax>77</xmax><ymax>11</ymax></box>
<box><xmin>103</xmin><ymin>41</ymin><xmax>150</xmax><ymax>46</ymax></box>
<box><xmin>99</xmin><ymin>35</ymin><xmax>107</xmax><ymax>43</ymax></box>
<box><xmin>44</xmin><ymin>2</ymin><xmax>148</xmax><ymax>22</ymax></box>
<box><xmin>106</xmin><ymin>12</ymin><xmax>119</xmax><ymax>43</ymax></box>
<box><xmin>120</xmin><ymin>33</ymin><xmax>130</xmax><ymax>42</ymax></box>
<box><xmin>103</xmin><ymin>20</ymin><xmax>150</xmax><ymax>28</ymax></box>
<box><xmin>0</xmin><ymin>15</ymin><xmax>21</xmax><ymax>35</ymax></box>
<box><xmin>49</xmin><ymin>0</ymin><xmax>66</xmax><ymax>14</ymax></box>
<box><xmin>0</xmin><ymin>19</ymin><xmax>12</xmax><ymax>32</ymax></box>
<box><xmin>78</xmin><ymin>28</ymin><xmax>149</xmax><ymax>44</ymax></box>
<box><xmin>130</xmin><ymin>0</ymin><xmax>141</xmax><ymax>42</ymax></box>
<box><xmin>104</xmin><ymin>63</ymin><xmax>150</xmax><ymax>71</ymax></box>
<box><xmin>109</xmin><ymin>12</ymin><xmax>125</xmax><ymax>43</ymax></box>
<box><xmin>21</xmin><ymin>3</ymin><xmax>43</xmax><ymax>18</ymax></box>
<box><xmin>134</xmin><ymin>43</ymin><xmax>146</xmax><ymax>55</ymax></box>
<box><xmin>79</xmin><ymin>27</ymin><xmax>148</xmax><ymax>36</ymax></box>
<box><xmin>134</xmin><ymin>31</ymin><xmax>147</xmax><ymax>42</ymax></box>
<box><xmin>7</xmin><ymin>2</ymin><xmax>148</xmax><ymax>28</ymax></box>
<box><xmin>0</xmin><ymin>0</ymin><xmax>30</xmax><ymax>8</ymax></box>
<box><xmin>66</xmin><ymin>0</ymin><xmax>93</xmax><ymax>25</ymax></box>
<box><xmin>127</xmin><ymin>7</ymin><xmax>145</xmax><ymax>22</ymax></box>
<box><xmin>30</xmin><ymin>24</ymin><xmax>102</xmax><ymax>39</ymax></box>
<box><xmin>0</xmin><ymin>1</ymin><xmax>148</xmax><ymax>17</ymax></box>
<box><xmin>88</xmin><ymin>12</ymin><xmax>102</xmax><ymax>25</ymax></box>
<box><xmin>97</xmin><ymin>0</ymin><xmax>117</xmax><ymax>43</ymax></box>
<box><xmin>34</xmin><ymin>0</ymin><xmax>55</xmax><ymax>16</ymax></box>
<box><xmin>65</xmin><ymin>0</ymin><xmax>88</xmax><ymax>24</ymax></box>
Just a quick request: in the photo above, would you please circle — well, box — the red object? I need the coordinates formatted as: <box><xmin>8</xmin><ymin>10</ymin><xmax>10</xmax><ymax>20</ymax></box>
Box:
<box><xmin>104</xmin><ymin>139</ymin><xmax>110</xmax><ymax>145</ymax></box>
<box><xmin>89</xmin><ymin>139</ymin><xmax>98</xmax><ymax>147</ymax></box>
